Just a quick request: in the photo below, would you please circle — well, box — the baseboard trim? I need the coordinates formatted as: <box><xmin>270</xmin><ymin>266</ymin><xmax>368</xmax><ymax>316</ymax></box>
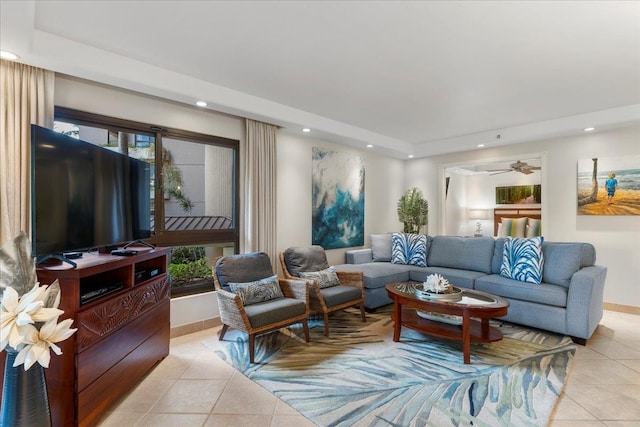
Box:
<box><xmin>604</xmin><ymin>302</ymin><xmax>640</xmax><ymax>316</ymax></box>
<box><xmin>170</xmin><ymin>317</ymin><xmax>222</xmax><ymax>338</ymax></box>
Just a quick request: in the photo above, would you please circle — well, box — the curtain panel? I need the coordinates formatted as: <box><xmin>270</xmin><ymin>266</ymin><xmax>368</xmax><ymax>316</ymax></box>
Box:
<box><xmin>243</xmin><ymin>119</ymin><xmax>278</xmax><ymax>271</ymax></box>
<box><xmin>0</xmin><ymin>60</ymin><xmax>55</xmax><ymax>245</ymax></box>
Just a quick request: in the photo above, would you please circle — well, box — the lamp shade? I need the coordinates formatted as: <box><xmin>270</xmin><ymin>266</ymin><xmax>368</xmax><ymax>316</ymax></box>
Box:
<box><xmin>468</xmin><ymin>209</ymin><xmax>489</xmax><ymax>220</ymax></box>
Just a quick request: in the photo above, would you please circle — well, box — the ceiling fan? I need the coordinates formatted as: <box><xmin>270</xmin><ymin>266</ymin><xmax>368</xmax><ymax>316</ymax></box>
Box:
<box><xmin>488</xmin><ymin>160</ymin><xmax>541</xmax><ymax>175</ymax></box>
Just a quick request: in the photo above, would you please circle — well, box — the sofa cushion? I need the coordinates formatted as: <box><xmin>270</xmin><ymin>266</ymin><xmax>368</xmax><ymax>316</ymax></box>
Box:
<box><xmin>427</xmin><ymin>236</ymin><xmax>495</xmax><ymax>274</ymax></box>
<box><xmin>334</xmin><ymin>263</ymin><xmax>410</xmax><ymax>290</ymax></box>
<box><xmin>319</xmin><ymin>285</ymin><xmax>362</xmax><ymax>307</ymax></box>
<box><xmin>244</xmin><ymin>297</ymin><xmax>307</xmax><ymax>328</ymax></box>
<box><xmin>215</xmin><ymin>252</ymin><xmax>274</xmax><ymax>291</ymax></box>
<box><xmin>371</xmin><ymin>234</ymin><xmax>393</xmax><ymax>262</ymax></box>
<box><xmin>228</xmin><ymin>275</ymin><xmax>284</xmax><ymax>305</ymax></box>
<box><xmin>300</xmin><ymin>266</ymin><xmax>340</xmax><ymax>289</ymax></box>
<box><xmin>541</xmin><ymin>242</ymin><xmax>583</xmax><ymax>288</ymax></box>
<box><xmin>392</xmin><ymin>233</ymin><xmax>427</xmax><ymax>267</ymax></box>
<box><xmin>283</xmin><ymin>246</ymin><xmax>330</xmax><ymax>277</ymax></box>
<box><xmin>475</xmin><ymin>274</ymin><xmax>568</xmax><ymax>308</ymax></box>
<box><xmin>580</xmin><ymin>243</ymin><xmax>596</xmax><ymax>267</ymax></box>
<box><xmin>491</xmin><ymin>238</ymin><xmax>506</xmax><ymax>274</ymax></box>
<box><xmin>408</xmin><ymin>267</ymin><xmax>485</xmax><ymax>290</ymax></box>
<box><xmin>500</xmin><ymin>237</ymin><xmax>544</xmax><ymax>284</ymax></box>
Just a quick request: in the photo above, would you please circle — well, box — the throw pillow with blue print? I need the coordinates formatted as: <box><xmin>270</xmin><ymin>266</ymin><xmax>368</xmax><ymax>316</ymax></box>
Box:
<box><xmin>391</xmin><ymin>233</ymin><xmax>427</xmax><ymax>267</ymax></box>
<box><xmin>500</xmin><ymin>237</ymin><xmax>544</xmax><ymax>284</ymax></box>
<box><xmin>228</xmin><ymin>275</ymin><xmax>284</xmax><ymax>305</ymax></box>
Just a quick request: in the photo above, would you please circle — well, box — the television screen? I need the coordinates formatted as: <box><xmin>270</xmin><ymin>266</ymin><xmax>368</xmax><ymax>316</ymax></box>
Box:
<box><xmin>31</xmin><ymin>124</ymin><xmax>151</xmax><ymax>257</ymax></box>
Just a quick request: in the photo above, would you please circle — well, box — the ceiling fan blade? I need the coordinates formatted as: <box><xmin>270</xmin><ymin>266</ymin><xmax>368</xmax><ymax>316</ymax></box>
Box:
<box><xmin>519</xmin><ymin>169</ymin><xmax>534</xmax><ymax>175</ymax></box>
<box><xmin>490</xmin><ymin>170</ymin><xmax>511</xmax><ymax>175</ymax></box>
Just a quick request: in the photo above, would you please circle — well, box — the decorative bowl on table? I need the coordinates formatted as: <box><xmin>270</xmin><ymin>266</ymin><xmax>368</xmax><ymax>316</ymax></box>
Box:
<box><xmin>414</xmin><ymin>274</ymin><xmax>462</xmax><ymax>302</ymax></box>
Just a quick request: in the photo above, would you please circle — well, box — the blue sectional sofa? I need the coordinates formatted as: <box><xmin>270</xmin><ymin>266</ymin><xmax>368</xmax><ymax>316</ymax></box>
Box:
<box><xmin>334</xmin><ymin>235</ymin><xmax>607</xmax><ymax>343</ymax></box>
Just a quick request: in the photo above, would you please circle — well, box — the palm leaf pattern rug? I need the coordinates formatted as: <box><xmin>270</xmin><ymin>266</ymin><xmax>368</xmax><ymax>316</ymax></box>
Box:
<box><xmin>202</xmin><ymin>307</ymin><xmax>575</xmax><ymax>426</ymax></box>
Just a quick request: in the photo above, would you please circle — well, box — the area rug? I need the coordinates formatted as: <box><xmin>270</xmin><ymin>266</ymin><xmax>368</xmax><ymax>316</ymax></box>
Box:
<box><xmin>202</xmin><ymin>307</ymin><xmax>576</xmax><ymax>426</ymax></box>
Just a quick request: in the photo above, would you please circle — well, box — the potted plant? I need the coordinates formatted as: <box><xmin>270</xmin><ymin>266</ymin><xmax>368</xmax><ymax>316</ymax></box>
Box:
<box><xmin>397</xmin><ymin>187</ymin><xmax>429</xmax><ymax>234</ymax></box>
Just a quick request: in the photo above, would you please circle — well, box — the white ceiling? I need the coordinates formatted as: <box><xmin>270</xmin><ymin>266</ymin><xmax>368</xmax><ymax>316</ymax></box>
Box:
<box><xmin>2</xmin><ymin>1</ymin><xmax>640</xmax><ymax>159</ymax></box>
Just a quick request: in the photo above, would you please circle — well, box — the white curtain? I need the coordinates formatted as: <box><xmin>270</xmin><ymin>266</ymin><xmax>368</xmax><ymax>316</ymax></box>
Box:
<box><xmin>0</xmin><ymin>60</ymin><xmax>55</xmax><ymax>245</ymax></box>
<box><xmin>243</xmin><ymin>119</ymin><xmax>278</xmax><ymax>271</ymax></box>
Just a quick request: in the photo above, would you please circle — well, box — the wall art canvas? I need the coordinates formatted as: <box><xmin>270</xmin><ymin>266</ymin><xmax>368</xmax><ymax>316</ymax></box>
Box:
<box><xmin>312</xmin><ymin>147</ymin><xmax>364</xmax><ymax>249</ymax></box>
<box><xmin>496</xmin><ymin>185</ymin><xmax>541</xmax><ymax>205</ymax></box>
<box><xmin>577</xmin><ymin>155</ymin><xmax>640</xmax><ymax>215</ymax></box>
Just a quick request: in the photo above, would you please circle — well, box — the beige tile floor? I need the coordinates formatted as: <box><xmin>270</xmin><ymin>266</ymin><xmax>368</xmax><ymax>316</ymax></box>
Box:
<box><xmin>98</xmin><ymin>310</ymin><xmax>640</xmax><ymax>427</ymax></box>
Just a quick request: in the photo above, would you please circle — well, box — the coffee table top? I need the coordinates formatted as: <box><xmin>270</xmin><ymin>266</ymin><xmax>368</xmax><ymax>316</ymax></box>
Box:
<box><xmin>386</xmin><ymin>282</ymin><xmax>509</xmax><ymax>311</ymax></box>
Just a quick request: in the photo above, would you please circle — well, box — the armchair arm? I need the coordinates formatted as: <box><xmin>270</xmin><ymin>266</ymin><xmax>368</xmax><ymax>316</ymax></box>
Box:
<box><xmin>566</xmin><ymin>265</ymin><xmax>607</xmax><ymax>339</ymax></box>
<box><xmin>336</xmin><ymin>270</ymin><xmax>365</xmax><ymax>289</ymax></box>
<box><xmin>215</xmin><ymin>288</ymin><xmax>251</xmax><ymax>333</ymax></box>
<box><xmin>278</xmin><ymin>278</ymin><xmax>309</xmax><ymax>303</ymax></box>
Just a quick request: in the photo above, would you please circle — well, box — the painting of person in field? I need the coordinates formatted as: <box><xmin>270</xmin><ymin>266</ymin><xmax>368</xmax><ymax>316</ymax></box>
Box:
<box><xmin>577</xmin><ymin>156</ymin><xmax>640</xmax><ymax>215</ymax></box>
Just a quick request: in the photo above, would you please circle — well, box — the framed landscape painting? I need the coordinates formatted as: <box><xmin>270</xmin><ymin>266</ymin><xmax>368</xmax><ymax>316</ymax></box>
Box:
<box><xmin>496</xmin><ymin>185</ymin><xmax>541</xmax><ymax>204</ymax></box>
<box><xmin>312</xmin><ymin>147</ymin><xmax>364</xmax><ymax>249</ymax></box>
<box><xmin>577</xmin><ymin>155</ymin><xmax>640</xmax><ymax>215</ymax></box>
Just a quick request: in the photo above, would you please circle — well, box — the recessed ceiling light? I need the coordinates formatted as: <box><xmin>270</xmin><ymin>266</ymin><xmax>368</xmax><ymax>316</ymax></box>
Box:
<box><xmin>302</xmin><ymin>128</ymin><xmax>311</xmax><ymax>133</ymax></box>
<box><xmin>195</xmin><ymin>101</ymin><xmax>207</xmax><ymax>107</ymax></box>
<box><xmin>0</xmin><ymin>51</ymin><xmax>19</xmax><ymax>61</ymax></box>
<box><xmin>366</xmin><ymin>144</ymin><xmax>373</xmax><ymax>148</ymax></box>
<box><xmin>477</xmin><ymin>144</ymin><xmax>485</xmax><ymax>148</ymax></box>
<box><xmin>408</xmin><ymin>154</ymin><xmax>414</xmax><ymax>158</ymax></box>
<box><xmin>584</xmin><ymin>127</ymin><xmax>595</xmax><ymax>132</ymax></box>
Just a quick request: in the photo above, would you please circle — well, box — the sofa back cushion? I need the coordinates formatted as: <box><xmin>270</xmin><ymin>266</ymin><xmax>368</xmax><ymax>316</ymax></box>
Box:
<box><xmin>542</xmin><ymin>242</ymin><xmax>592</xmax><ymax>288</ymax></box>
<box><xmin>493</xmin><ymin>239</ymin><xmax>597</xmax><ymax>287</ymax></box>
<box><xmin>283</xmin><ymin>245</ymin><xmax>330</xmax><ymax>277</ymax></box>
<box><xmin>370</xmin><ymin>234</ymin><xmax>393</xmax><ymax>262</ymax></box>
<box><xmin>427</xmin><ymin>236</ymin><xmax>495</xmax><ymax>274</ymax></box>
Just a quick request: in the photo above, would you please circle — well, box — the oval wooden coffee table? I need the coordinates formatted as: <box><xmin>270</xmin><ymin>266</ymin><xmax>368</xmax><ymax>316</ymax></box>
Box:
<box><xmin>386</xmin><ymin>282</ymin><xmax>509</xmax><ymax>364</ymax></box>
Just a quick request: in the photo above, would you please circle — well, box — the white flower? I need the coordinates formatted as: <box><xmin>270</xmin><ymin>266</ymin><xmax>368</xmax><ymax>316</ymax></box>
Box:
<box><xmin>0</xmin><ymin>284</ymin><xmax>63</xmax><ymax>351</ymax></box>
<box><xmin>13</xmin><ymin>317</ymin><xmax>77</xmax><ymax>370</ymax></box>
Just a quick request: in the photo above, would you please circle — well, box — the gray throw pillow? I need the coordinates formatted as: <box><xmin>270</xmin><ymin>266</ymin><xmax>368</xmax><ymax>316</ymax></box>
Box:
<box><xmin>228</xmin><ymin>275</ymin><xmax>283</xmax><ymax>305</ymax></box>
<box><xmin>300</xmin><ymin>266</ymin><xmax>341</xmax><ymax>289</ymax></box>
<box><xmin>371</xmin><ymin>234</ymin><xmax>393</xmax><ymax>262</ymax></box>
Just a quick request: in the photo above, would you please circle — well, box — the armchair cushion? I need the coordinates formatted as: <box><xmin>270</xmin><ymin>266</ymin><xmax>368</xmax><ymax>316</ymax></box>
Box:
<box><xmin>244</xmin><ymin>297</ymin><xmax>307</xmax><ymax>328</ymax></box>
<box><xmin>300</xmin><ymin>266</ymin><xmax>340</xmax><ymax>289</ymax></box>
<box><xmin>215</xmin><ymin>252</ymin><xmax>274</xmax><ymax>291</ymax></box>
<box><xmin>319</xmin><ymin>285</ymin><xmax>363</xmax><ymax>308</ymax></box>
<box><xmin>283</xmin><ymin>246</ymin><xmax>330</xmax><ymax>277</ymax></box>
<box><xmin>228</xmin><ymin>275</ymin><xmax>283</xmax><ymax>305</ymax></box>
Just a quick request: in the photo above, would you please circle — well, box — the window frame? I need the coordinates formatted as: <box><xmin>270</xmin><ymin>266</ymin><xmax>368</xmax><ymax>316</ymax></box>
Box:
<box><xmin>54</xmin><ymin>106</ymin><xmax>240</xmax><ymax>252</ymax></box>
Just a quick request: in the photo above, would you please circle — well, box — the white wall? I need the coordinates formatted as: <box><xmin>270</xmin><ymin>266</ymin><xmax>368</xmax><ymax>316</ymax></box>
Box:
<box><xmin>54</xmin><ymin>75</ymin><xmax>640</xmax><ymax>313</ymax></box>
<box><xmin>405</xmin><ymin>124</ymin><xmax>640</xmax><ymax>308</ymax></box>
<box><xmin>276</xmin><ymin>132</ymin><xmax>405</xmax><ymax>267</ymax></box>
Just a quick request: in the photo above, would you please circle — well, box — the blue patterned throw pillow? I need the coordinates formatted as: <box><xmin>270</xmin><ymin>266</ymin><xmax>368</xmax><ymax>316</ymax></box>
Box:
<box><xmin>300</xmin><ymin>266</ymin><xmax>341</xmax><ymax>289</ymax></box>
<box><xmin>500</xmin><ymin>237</ymin><xmax>544</xmax><ymax>284</ymax></box>
<box><xmin>391</xmin><ymin>233</ymin><xmax>427</xmax><ymax>267</ymax></box>
<box><xmin>228</xmin><ymin>275</ymin><xmax>284</xmax><ymax>305</ymax></box>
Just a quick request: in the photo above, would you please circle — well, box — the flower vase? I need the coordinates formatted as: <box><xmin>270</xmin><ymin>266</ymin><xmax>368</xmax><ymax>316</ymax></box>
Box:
<box><xmin>1</xmin><ymin>348</ymin><xmax>52</xmax><ymax>427</ymax></box>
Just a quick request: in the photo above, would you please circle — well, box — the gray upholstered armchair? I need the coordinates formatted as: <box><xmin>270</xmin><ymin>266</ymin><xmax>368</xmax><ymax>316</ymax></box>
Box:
<box><xmin>213</xmin><ymin>252</ymin><xmax>310</xmax><ymax>363</ymax></box>
<box><xmin>280</xmin><ymin>246</ymin><xmax>366</xmax><ymax>337</ymax></box>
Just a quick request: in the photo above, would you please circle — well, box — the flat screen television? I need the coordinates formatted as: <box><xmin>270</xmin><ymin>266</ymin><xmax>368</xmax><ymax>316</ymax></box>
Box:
<box><xmin>31</xmin><ymin>124</ymin><xmax>151</xmax><ymax>260</ymax></box>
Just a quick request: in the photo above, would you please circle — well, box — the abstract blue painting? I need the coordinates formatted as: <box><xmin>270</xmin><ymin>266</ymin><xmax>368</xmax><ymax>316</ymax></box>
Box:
<box><xmin>312</xmin><ymin>147</ymin><xmax>364</xmax><ymax>249</ymax></box>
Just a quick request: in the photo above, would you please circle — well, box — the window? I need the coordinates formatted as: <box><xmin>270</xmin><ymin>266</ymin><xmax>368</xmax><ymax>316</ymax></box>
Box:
<box><xmin>53</xmin><ymin>107</ymin><xmax>239</xmax><ymax>296</ymax></box>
